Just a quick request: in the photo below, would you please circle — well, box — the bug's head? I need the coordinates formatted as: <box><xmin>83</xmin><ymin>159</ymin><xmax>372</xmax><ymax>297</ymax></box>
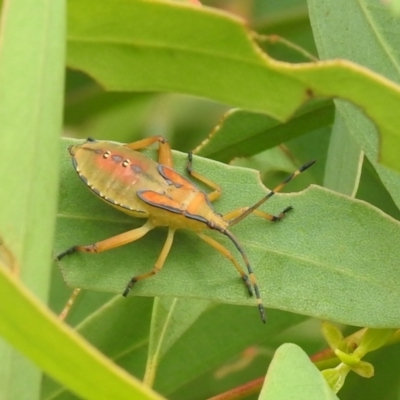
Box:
<box><xmin>68</xmin><ymin>138</ymin><xmax>98</xmax><ymax>157</ymax></box>
<box><xmin>68</xmin><ymin>145</ymin><xmax>77</xmax><ymax>156</ymax></box>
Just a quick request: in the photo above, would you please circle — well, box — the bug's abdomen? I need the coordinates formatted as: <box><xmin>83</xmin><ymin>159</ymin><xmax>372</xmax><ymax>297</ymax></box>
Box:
<box><xmin>69</xmin><ymin>140</ymin><xmax>168</xmax><ymax>216</ymax></box>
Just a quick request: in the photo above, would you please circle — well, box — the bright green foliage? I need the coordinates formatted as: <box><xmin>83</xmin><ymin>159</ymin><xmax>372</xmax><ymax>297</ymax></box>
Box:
<box><xmin>321</xmin><ymin>324</ymin><xmax>395</xmax><ymax>392</ymax></box>
<box><xmin>1</xmin><ymin>1</ymin><xmax>400</xmax><ymax>400</ymax></box>
<box><xmin>0</xmin><ymin>258</ymin><xmax>164</xmax><ymax>400</ymax></box>
<box><xmin>0</xmin><ymin>0</ymin><xmax>64</xmax><ymax>399</ymax></box>
<box><xmin>261</xmin><ymin>344</ymin><xmax>339</xmax><ymax>400</ymax></box>
<box><xmin>195</xmin><ymin>99</ymin><xmax>334</xmax><ymax>162</ymax></box>
<box><xmin>57</xmin><ymin>138</ymin><xmax>400</xmax><ymax>328</ymax></box>
<box><xmin>67</xmin><ymin>0</ymin><xmax>400</xmax><ymax>172</ymax></box>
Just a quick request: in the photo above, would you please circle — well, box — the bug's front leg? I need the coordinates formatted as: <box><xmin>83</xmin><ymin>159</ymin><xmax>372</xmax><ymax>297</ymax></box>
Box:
<box><xmin>186</xmin><ymin>152</ymin><xmax>221</xmax><ymax>202</ymax></box>
<box><xmin>225</xmin><ymin>160</ymin><xmax>315</xmax><ymax>226</ymax></box>
<box><xmin>224</xmin><ymin>206</ymin><xmax>293</xmax><ymax>226</ymax></box>
<box><xmin>124</xmin><ymin>135</ymin><xmax>174</xmax><ymax>168</ymax></box>
<box><xmin>56</xmin><ymin>246</ymin><xmax>77</xmax><ymax>260</ymax></box>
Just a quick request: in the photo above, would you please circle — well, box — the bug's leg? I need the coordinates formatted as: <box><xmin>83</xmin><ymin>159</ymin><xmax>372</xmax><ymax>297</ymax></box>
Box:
<box><xmin>124</xmin><ymin>135</ymin><xmax>173</xmax><ymax>168</ymax></box>
<box><xmin>220</xmin><ymin>229</ymin><xmax>266</xmax><ymax>323</ymax></box>
<box><xmin>224</xmin><ymin>206</ymin><xmax>293</xmax><ymax>225</ymax></box>
<box><xmin>123</xmin><ymin>228</ymin><xmax>176</xmax><ymax>296</ymax></box>
<box><xmin>186</xmin><ymin>152</ymin><xmax>221</xmax><ymax>201</ymax></box>
<box><xmin>0</xmin><ymin>239</ymin><xmax>19</xmax><ymax>276</ymax></box>
<box><xmin>226</xmin><ymin>160</ymin><xmax>315</xmax><ymax>227</ymax></box>
<box><xmin>197</xmin><ymin>232</ymin><xmax>253</xmax><ymax>296</ymax></box>
<box><xmin>59</xmin><ymin>288</ymin><xmax>81</xmax><ymax>321</ymax></box>
<box><xmin>56</xmin><ymin>221</ymin><xmax>155</xmax><ymax>260</ymax></box>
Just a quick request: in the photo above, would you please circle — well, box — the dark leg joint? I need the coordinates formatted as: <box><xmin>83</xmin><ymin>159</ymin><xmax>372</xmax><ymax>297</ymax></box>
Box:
<box><xmin>123</xmin><ymin>278</ymin><xmax>137</xmax><ymax>297</ymax></box>
<box><xmin>259</xmin><ymin>304</ymin><xmax>266</xmax><ymax>324</ymax></box>
<box><xmin>269</xmin><ymin>206</ymin><xmax>293</xmax><ymax>222</ymax></box>
<box><xmin>56</xmin><ymin>246</ymin><xmax>77</xmax><ymax>261</ymax></box>
<box><xmin>278</xmin><ymin>205</ymin><xmax>293</xmax><ymax>219</ymax></box>
<box><xmin>300</xmin><ymin>160</ymin><xmax>316</xmax><ymax>172</ymax></box>
<box><xmin>187</xmin><ymin>152</ymin><xmax>193</xmax><ymax>173</ymax></box>
<box><xmin>242</xmin><ymin>275</ymin><xmax>253</xmax><ymax>296</ymax></box>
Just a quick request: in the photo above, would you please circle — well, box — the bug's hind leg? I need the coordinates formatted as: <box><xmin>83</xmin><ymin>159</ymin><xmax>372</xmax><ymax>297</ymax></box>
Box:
<box><xmin>196</xmin><ymin>232</ymin><xmax>253</xmax><ymax>296</ymax></box>
<box><xmin>186</xmin><ymin>152</ymin><xmax>221</xmax><ymax>202</ymax></box>
<box><xmin>56</xmin><ymin>221</ymin><xmax>155</xmax><ymax>260</ymax></box>
<box><xmin>123</xmin><ymin>228</ymin><xmax>176</xmax><ymax>296</ymax></box>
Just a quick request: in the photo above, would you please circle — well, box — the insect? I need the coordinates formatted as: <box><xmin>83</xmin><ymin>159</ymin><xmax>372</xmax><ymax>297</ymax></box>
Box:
<box><xmin>57</xmin><ymin>136</ymin><xmax>314</xmax><ymax>323</ymax></box>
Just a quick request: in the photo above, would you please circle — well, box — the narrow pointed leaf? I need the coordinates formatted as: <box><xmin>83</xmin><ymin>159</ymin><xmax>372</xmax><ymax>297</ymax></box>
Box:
<box><xmin>0</xmin><ymin>0</ymin><xmax>64</xmax><ymax>398</ymax></box>
<box><xmin>0</xmin><ymin>262</ymin><xmax>164</xmax><ymax>400</ymax></box>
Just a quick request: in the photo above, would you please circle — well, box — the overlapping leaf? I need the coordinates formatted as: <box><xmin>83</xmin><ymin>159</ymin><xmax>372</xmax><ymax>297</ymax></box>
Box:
<box><xmin>67</xmin><ymin>0</ymin><xmax>400</xmax><ymax>171</ymax></box>
<box><xmin>56</xmin><ymin>139</ymin><xmax>400</xmax><ymax>327</ymax></box>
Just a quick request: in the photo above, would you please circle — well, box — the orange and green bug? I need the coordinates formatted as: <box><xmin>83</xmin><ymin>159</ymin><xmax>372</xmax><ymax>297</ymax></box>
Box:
<box><xmin>57</xmin><ymin>136</ymin><xmax>315</xmax><ymax>323</ymax></box>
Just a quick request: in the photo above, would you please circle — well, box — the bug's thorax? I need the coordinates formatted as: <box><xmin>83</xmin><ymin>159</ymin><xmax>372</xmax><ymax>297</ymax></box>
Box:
<box><xmin>137</xmin><ymin>164</ymin><xmax>230</xmax><ymax>231</ymax></box>
<box><xmin>150</xmin><ymin>184</ymin><xmax>229</xmax><ymax>232</ymax></box>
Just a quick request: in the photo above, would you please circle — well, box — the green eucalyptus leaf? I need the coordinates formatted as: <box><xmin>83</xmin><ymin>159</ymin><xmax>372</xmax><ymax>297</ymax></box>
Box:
<box><xmin>67</xmin><ymin>0</ymin><xmax>400</xmax><ymax>171</ymax></box>
<box><xmin>0</xmin><ymin>262</ymin><xmax>163</xmax><ymax>400</ymax></box>
<box><xmin>309</xmin><ymin>0</ymin><xmax>400</xmax><ymax>205</ymax></box>
<box><xmin>0</xmin><ymin>1</ymin><xmax>64</xmax><ymax>399</ymax></box>
<box><xmin>195</xmin><ymin>100</ymin><xmax>334</xmax><ymax>162</ymax></box>
<box><xmin>260</xmin><ymin>343</ymin><xmax>338</xmax><ymax>400</ymax></box>
<box><xmin>56</xmin><ymin>138</ymin><xmax>400</xmax><ymax>327</ymax></box>
<box><xmin>144</xmin><ymin>297</ymin><xmax>211</xmax><ymax>386</ymax></box>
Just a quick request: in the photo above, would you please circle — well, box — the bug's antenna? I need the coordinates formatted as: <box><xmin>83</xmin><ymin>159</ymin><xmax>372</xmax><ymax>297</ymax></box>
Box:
<box><xmin>222</xmin><ymin>229</ymin><xmax>266</xmax><ymax>323</ymax></box>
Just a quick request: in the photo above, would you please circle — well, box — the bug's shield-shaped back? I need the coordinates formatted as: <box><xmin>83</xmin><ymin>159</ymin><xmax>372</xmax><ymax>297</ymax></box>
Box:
<box><xmin>137</xmin><ymin>165</ymin><xmax>213</xmax><ymax>227</ymax></box>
